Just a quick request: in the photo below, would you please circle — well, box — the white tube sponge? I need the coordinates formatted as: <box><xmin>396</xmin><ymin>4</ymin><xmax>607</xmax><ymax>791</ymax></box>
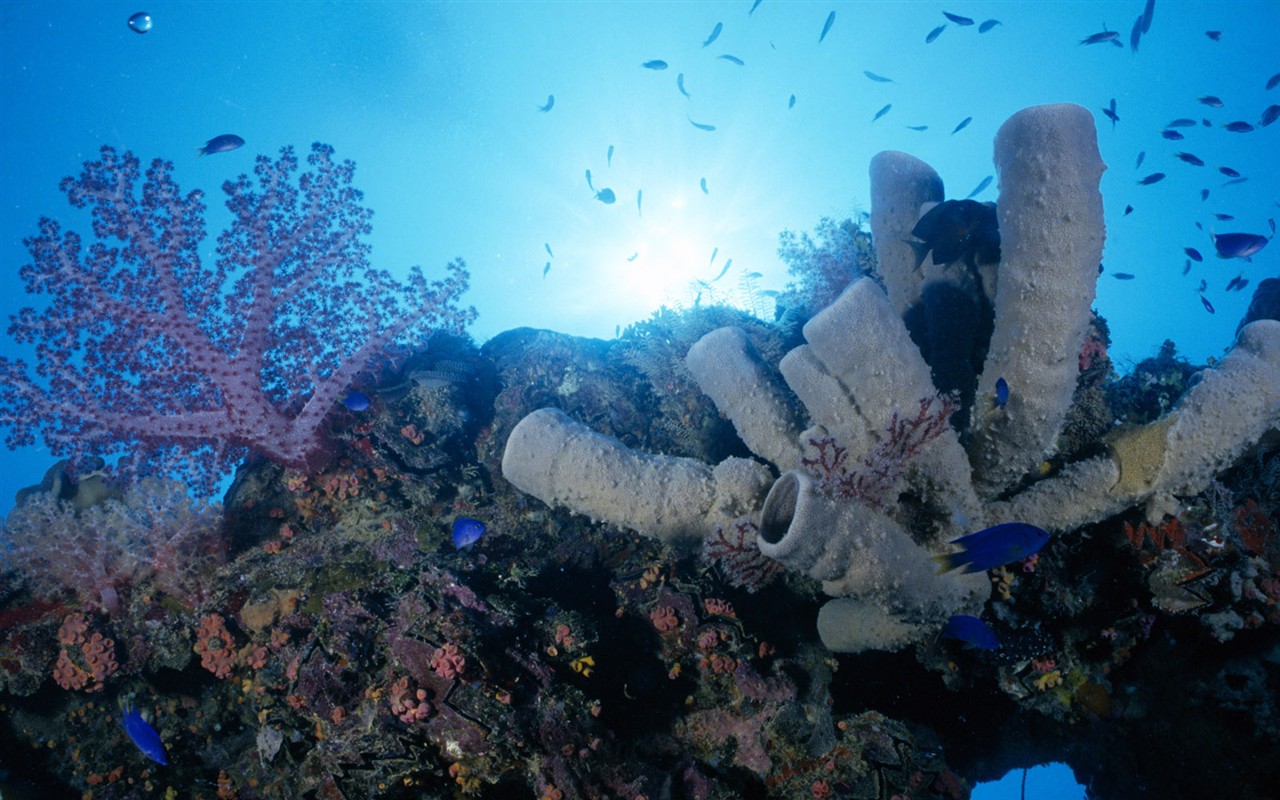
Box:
<box><xmin>685</xmin><ymin>326</ymin><xmax>805</xmax><ymax>471</ymax></box>
<box><xmin>969</xmin><ymin>103</ymin><xmax>1106</xmax><ymax>498</ymax></box>
<box><xmin>501</xmin><ymin>408</ymin><xmax>773</xmax><ymax>543</ymax></box>
<box><xmin>869</xmin><ymin>151</ymin><xmax>945</xmax><ymax>318</ymax></box>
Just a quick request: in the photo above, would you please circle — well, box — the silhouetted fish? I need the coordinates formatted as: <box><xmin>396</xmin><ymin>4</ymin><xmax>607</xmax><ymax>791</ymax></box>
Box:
<box><xmin>1174</xmin><ymin>152</ymin><xmax>1204</xmax><ymax>166</ymax></box>
<box><xmin>934</xmin><ymin>522</ymin><xmax>1050</xmax><ymax>573</ymax></box>
<box><xmin>1226</xmin><ymin>275</ymin><xmax>1249</xmax><ymax>292</ymax></box>
<box><xmin>1161</xmin><ymin>129</ymin><xmax>1185</xmax><ymax>140</ymax></box>
<box><xmin>943</xmin><ymin>11</ymin><xmax>974</xmax><ymax>25</ymax></box>
<box><xmin>1102</xmin><ymin>99</ymin><xmax>1119</xmax><ymax>128</ymax></box>
<box><xmin>585</xmin><ymin>169</ymin><xmax>594</xmax><ymax>191</ymax></box>
<box><xmin>627</xmin><ymin>252</ymin><xmax>639</xmax><ymax>262</ymax></box>
<box><xmin>689</xmin><ymin>117</ymin><xmax>716</xmax><ymax>131</ymax></box>
<box><xmin>121</xmin><ymin>704</ymin><xmax>167</xmax><ymax>765</ymax></box>
<box><xmin>1167</xmin><ymin>118</ymin><xmax>1196</xmax><ymax>127</ymax></box>
<box><xmin>1213</xmin><ymin>213</ymin><xmax>1234</xmax><ymax>221</ymax></box>
<box><xmin>703</xmin><ymin>21</ymin><xmax>723</xmax><ymax>47</ymax></box>
<box><xmin>965</xmin><ymin>175</ymin><xmax>993</xmax><ymax>199</ymax></box>
<box><xmin>543</xmin><ymin>261</ymin><xmax>551</xmax><ymax>278</ymax></box>
<box><xmin>1124</xmin><ymin>204</ymin><xmax>1134</xmax><ymax>215</ymax></box>
<box><xmin>677</xmin><ymin>73</ymin><xmax>691</xmax><ymax>99</ymax></box>
<box><xmin>1201</xmin><ymin>294</ymin><xmax>1215</xmax><ymax>313</ymax></box>
<box><xmin>197</xmin><ymin>134</ymin><xmax>244</xmax><ymax>156</ymax></box>
<box><xmin>926</xmin><ymin>24</ymin><xmax>946</xmax><ymax>43</ymax></box>
<box><xmin>1199</xmin><ymin>95</ymin><xmax>1224</xmax><ymax>107</ymax></box>
<box><xmin>636</xmin><ymin>189</ymin><xmax>642</xmax><ymax>217</ymax></box>
<box><xmin>952</xmin><ymin>116</ymin><xmax>972</xmax><ymax>134</ymax></box>
<box><xmin>909</xmin><ymin>199</ymin><xmax>1000</xmax><ymax>268</ymax></box>
<box><xmin>537</xmin><ymin>95</ymin><xmax>555</xmax><ymax>112</ymax></box>
<box><xmin>1222</xmin><ymin>177</ymin><xmax>1249</xmax><ymax>186</ymax></box>
<box><xmin>1219</xmin><ymin>166</ymin><xmax>1241</xmax><ymax>177</ymax></box>
<box><xmin>1135</xmin><ymin>151</ymin><xmax>1145</xmax><ymax>169</ymax></box>
<box><xmin>1224</xmin><ymin>121</ymin><xmax>1255</xmax><ymax>132</ymax></box>
<box><xmin>864</xmin><ymin>70</ymin><xmax>894</xmax><ymax>83</ymax></box>
<box><xmin>907</xmin><ymin>125</ymin><xmax>928</xmax><ymax>131</ymax></box>
<box><xmin>711</xmin><ymin>260</ymin><xmax>731</xmax><ymax>281</ymax></box>
<box><xmin>595</xmin><ymin>188</ymin><xmax>616</xmax><ymax>204</ymax></box>
<box><xmin>1139</xmin><ymin>0</ymin><xmax>1155</xmax><ymax>33</ymax></box>
<box><xmin>788</xmin><ymin>94</ymin><xmax>796</xmax><ymax>109</ymax></box>
<box><xmin>1138</xmin><ymin>173</ymin><xmax>1165</xmax><ymax>185</ymax></box>
<box><xmin>941</xmin><ymin>615</ymin><xmax>1000</xmax><ymax>649</ymax></box>
<box><xmin>1112</xmin><ymin>272</ymin><xmax>1136</xmax><ymax>280</ymax></box>
<box><xmin>872</xmin><ymin>103</ymin><xmax>892</xmax><ymax>122</ymax></box>
<box><xmin>1129</xmin><ymin>14</ymin><xmax>1143</xmax><ymax>52</ymax></box>
<box><xmin>642</xmin><ymin>59</ymin><xmax>668</xmax><ymax>70</ymax></box>
<box><xmin>1201</xmin><ymin>189</ymin><xmax>1210</xmax><ymax>200</ymax></box>
<box><xmin>1184</xmin><ymin>247</ymin><xmax>1203</xmax><ymax>262</ymax></box>
<box><xmin>1260</xmin><ymin>105</ymin><xmax>1280</xmax><ymax>127</ymax></box>
<box><xmin>710</xmin><ymin>247</ymin><xmax>719</xmax><ymax>266</ymax></box>
<box><xmin>819</xmin><ymin>11</ymin><xmax>836</xmax><ymax>43</ymax></box>
<box><xmin>718</xmin><ymin>54</ymin><xmax>745</xmax><ymax>65</ymax></box>
<box><xmin>1205</xmin><ymin>30</ymin><xmax>1222</xmax><ymax>41</ymax></box>
<box><xmin>607</xmin><ymin>145</ymin><xmax>614</xmax><ymax>166</ymax></box>
<box><xmin>1080</xmin><ymin>29</ymin><xmax>1119</xmax><ymax>45</ymax></box>
<box><xmin>978</xmin><ymin>19</ymin><xmax>1001</xmax><ymax>33</ymax></box>
<box><xmin>1268</xmin><ymin>73</ymin><xmax>1280</xmax><ymax>90</ymax></box>
<box><xmin>1211</xmin><ymin>231</ymin><xmax>1270</xmax><ymax>259</ymax></box>
<box><xmin>700</xmin><ymin>177</ymin><xmax>708</xmax><ymax>194</ymax></box>
<box><xmin>750</xmin><ymin>0</ymin><xmax>763</xmax><ymax>14</ymax></box>
<box><xmin>545</xmin><ymin>243</ymin><xmax>554</xmax><ymax>258</ymax></box>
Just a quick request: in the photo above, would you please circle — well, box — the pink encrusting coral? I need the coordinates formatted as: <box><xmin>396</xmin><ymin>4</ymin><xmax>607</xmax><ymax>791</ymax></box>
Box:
<box><xmin>0</xmin><ymin>143</ymin><xmax>475</xmax><ymax>495</ymax></box>
<box><xmin>52</xmin><ymin>612</ymin><xmax>117</xmax><ymax>692</ymax></box>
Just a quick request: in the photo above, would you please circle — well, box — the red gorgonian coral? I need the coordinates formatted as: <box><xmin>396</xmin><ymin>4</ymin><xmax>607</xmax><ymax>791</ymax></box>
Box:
<box><xmin>0</xmin><ymin>143</ymin><xmax>475</xmax><ymax>495</ymax></box>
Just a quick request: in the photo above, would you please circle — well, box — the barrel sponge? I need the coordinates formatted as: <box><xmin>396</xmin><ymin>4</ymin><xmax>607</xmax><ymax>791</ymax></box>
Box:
<box><xmin>501</xmin><ymin>407</ymin><xmax>773</xmax><ymax>543</ymax></box>
<box><xmin>969</xmin><ymin>102</ymin><xmax>1106</xmax><ymax>498</ymax></box>
<box><xmin>685</xmin><ymin>326</ymin><xmax>805</xmax><ymax>471</ymax></box>
<box><xmin>869</xmin><ymin>150</ymin><xmax>945</xmax><ymax>317</ymax></box>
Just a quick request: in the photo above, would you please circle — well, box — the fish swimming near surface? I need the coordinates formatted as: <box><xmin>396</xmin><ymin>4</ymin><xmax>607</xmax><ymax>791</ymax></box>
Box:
<box><xmin>1198</xmin><ymin>95</ymin><xmax>1224</xmax><ymax>107</ymax></box>
<box><xmin>1135</xmin><ymin>151</ymin><xmax>1145</xmax><ymax>169</ymax></box>
<box><xmin>711</xmin><ymin>261</ymin><xmax>732</xmax><ymax>282</ymax></box>
<box><xmin>636</xmin><ymin>189</ymin><xmax>642</xmax><ymax>217</ymax></box>
<box><xmin>1124</xmin><ymin>204</ymin><xmax>1134</xmax><ymax>215</ymax></box>
<box><xmin>121</xmin><ymin>703</ymin><xmax>167</xmax><ymax>765</ymax></box>
<box><xmin>709</xmin><ymin>247</ymin><xmax>719</xmax><ymax>266</ymax></box>
<box><xmin>1224</xmin><ymin>121</ymin><xmax>1255</xmax><ymax>132</ymax></box>
<box><xmin>718</xmin><ymin>54</ymin><xmax>745</xmax><ymax>65</ymax></box>
<box><xmin>864</xmin><ymin>70</ymin><xmax>894</xmax><ymax>83</ymax></box>
<box><xmin>545</xmin><ymin>243</ymin><xmax>554</xmax><ymax>258</ymax></box>
<box><xmin>907</xmin><ymin>125</ymin><xmax>928</xmax><ymax>131</ymax></box>
<box><xmin>543</xmin><ymin>261</ymin><xmax>551</xmax><ymax>278</ymax></box>
<box><xmin>342</xmin><ymin>391</ymin><xmax>370</xmax><ymax>412</ymax></box>
<box><xmin>788</xmin><ymin>94</ymin><xmax>796</xmax><ymax>109</ymax></box>
<box><xmin>537</xmin><ymin>95</ymin><xmax>555</xmax><ymax>112</ymax></box>
<box><xmin>627</xmin><ymin>252</ymin><xmax>639</xmax><ymax>262</ymax></box>
<box><xmin>1184</xmin><ymin>247</ymin><xmax>1203</xmax><ymax>262</ymax></box>
<box><xmin>1161</xmin><ymin>129</ymin><xmax>1185</xmax><ymax>140</ymax></box>
<box><xmin>933</xmin><ymin>522</ymin><xmax>1050</xmax><ymax>574</ymax></box>
<box><xmin>1222</xmin><ymin>177</ymin><xmax>1248</xmax><ymax>186</ymax></box>
<box><xmin>1102</xmin><ymin>99</ymin><xmax>1119</xmax><ymax>128</ymax></box>
<box><xmin>1205</xmin><ymin>30</ymin><xmax>1222</xmax><ymax>41</ymax></box>
<box><xmin>1139</xmin><ymin>0</ymin><xmax>1155</xmax><ymax>33</ymax></box>
<box><xmin>1112</xmin><ymin>272</ymin><xmax>1136</xmax><ymax>280</ymax></box>
<box><xmin>1174</xmin><ymin>152</ymin><xmax>1204</xmax><ymax>166</ymax></box>
<box><xmin>1200</xmin><ymin>188</ymin><xmax>1210</xmax><ymax>200</ymax></box>
<box><xmin>452</xmin><ymin>517</ymin><xmax>486</xmax><ymax>550</ymax></box>
<box><xmin>641</xmin><ymin>59</ymin><xmax>668</xmax><ymax>70</ymax></box>
<box><xmin>909</xmin><ymin>199</ymin><xmax>1000</xmax><ymax>268</ymax></box>
<box><xmin>595</xmin><ymin>188</ymin><xmax>616</xmax><ymax>204</ymax></box>
<box><xmin>585</xmin><ymin>169</ymin><xmax>594</xmax><ymax>191</ymax></box>
<box><xmin>197</xmin><ymin>134</ymin><xmax>244</xmax><ymax>156</ymax></box>
<box><xmin>1211</xmin><ymin>231</ymin><xmax>1270</xmax><ymax>260</ymax></box>
<box><xmin>689</xmin><ymin>117</ymin><xmax>717</xmax><ymax>131</ymax></box>
<box><xmin>941</xmin><ymin>615</ymin><xmax>1000</xmax><ymax>649</ymax></box>
<box><xmin>1213</xmin><ymin>213</ymin><xmax>1234</xmax><ymax>221</ymax></box>
<box><xmin>1201</xmin><ymin>294</ymin><xmax>1215</xmax><ymax>313</ymax></box>
<box><xmin>677</xmin><ymin>73</ymin><xmax>692</xmax><ymax>99</ymax></box>
<box><xmin>607</xmin><ymin>145</ymin><xmax>614</xmax><ymax>166</ymax></box>
<box><xmin>926</xmin><ymin>24</ymin><xmax>946</xmax><ymax>43</ymax></box>
<box><xmin>993</xmin><ymin>377</ymin><xmax>1009</xmax><ymax>409</ymax></box>
<box><xmin>952</xmin><ymin>116</ymin><xmax>972</xmax><ymax>134</ymax></box>
<box><xmin>1268</xmin><ymin>73</ymin><xmax>1280</xmax><ymax>91</ymax></box>
<box><xmin>1166</xmin><ymin>118</ymin><xmax>1196</xmax><ymax>127</ymax></box>
<box><xmin>1259</xmin><ymin>105</ymin><xmax>1280</xmax><ymax>127</ymax></box>
<box><xmin>872</xmin><ymin>103</ymin><xmax>892</xmax><ymax>122</ymax></box>
<box><xmin>1079</xmin><ymin>29</ymin><xmax>1120</xmax><ymax>45</ymax></box>
<box><xmin>1226</xmin><ymin>275</ymin><xmax>1249</xmax><ymax>292</ymax></box>
<box><xmin>943</xmin><ymin>11</ymin><xmax>974</xmax><ymax>25</ymax></box>
<box><xmin>819</xmin><ymin>10</ymin><xmax>836</xmax><ymax>43</ymax></box>
<box><xmin>1129</xmin><ymin>14</ymin><xmax>1143</xmax><ymax>52</ymax></box>
<box><xmin>1138</xmin><ymin>172</ymin><xmax>1165</xmax><ymax>185</ymax></box>
<box><xmin>703</xmin><ymin>21</ymin><xmax>723</xmax><ymax>47</ymax></box>
<box><xmin>978</xmin><ymin>19</ymin><xmax>1001</xmax><ymax>33</ymax></box>
<box><xmin>965</xmin><ymin>175</ymin><xmax>993</xmax><ymax>199</ymax></box>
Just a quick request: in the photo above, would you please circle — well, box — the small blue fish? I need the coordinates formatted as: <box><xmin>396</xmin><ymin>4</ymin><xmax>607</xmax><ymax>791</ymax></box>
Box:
<box><xmin>700</xmin><ymin>177</ymin><xmax>708</xmax><ymax>194</ymax></box>
<box><xmin>819</xmin><ymin>10</ymin><xmax>836</xmax><ymax>43</ymax></box>
<box><xmin>1124</xmin><ymin>204</ymin><xmax>1134</xmax><ymax>215</ymax></box>
<box><xmin>965</xmin><ymin>175</ymin><xmax>993</xmax><ymax>199</ymax></box>
<box><xmin>197</xmin><ymin>134</ymin><xmax>244</xmax><ymax>156</ymax></box>
<box><xmin>941</xmin><ymin>615</ymin><xmax>1000</xmax><ymax>649</ymax></box>
<box><xmin>1184</xmin><ymin>247</ymin><xmax>1204</xmax><ymax>262</ymax></box>
<box><xmin>595</xmin><ymin>188</ymin><xmax>616</xmax><ymax>204</ymax></box>
<box><xmin>1112</xmin><ymin>272</ymin><xmax>1136</xmax><ymax>280</ymax></box>
<box><xmin>1211</xmin><ymin>231</ymin><xmax>1270</xmax><ymax>259</ymax></box>
<box><xmin>545</xmin><ymin>243</ymin><xmax>554</xmax><ymax>258</ymax></box>
<box><xmin>636</xmin><ymin>189</ymin><xmax>643</xmax><ymax>217</ymax></box>
<box><xmin>1138</xmin><ymin>172</ymin><xmax>1165</xmax><ymax>185</ymax></box>
<box><xmin>1200</xmin><ymin>294</ymin><xmax>1215</xmax><ymax>314</ymax></box>
<box><xmin>689</xmin><ymin>117</ymin><xmax>717</xmax><ymax>132</ymax></box>
<box><xmin>121</xmin><ymin>704</ymin><xmax>167</xmax><ymax>765</ymax></box>
<box><xmin>750</xmin><ymin>0</ymin><xmax>763</xmax><ymax>14</ymax></box>
<box><xmin>543</xmin><ymin>261</ymin><xmax>551</xmax><ymax>278</ymax></box>
<box><xmin>711</xmin><ymin>261</ymin><xmax>732</xmax><ymax>282</ymax></box>
<box><xmin>585</xmin><ymin>169</ymin><xmax>594</xmax><ymax>191</ymax></box>
<box><xmin>1198</xmin><ymin>95</ymin><xmax>1224</xmax><ymax>108</ymax></box>
<box><xmin>607</xmin><ymin>145</ymin><xmax>614</xmax><ymax>166</ymax></box>
<box><xmin>1079</xmin><ymin>29</ymin><xmax>1119</xmax><ymax>45</ymax></box>
<box><xmin>1161</xmin><ymin>129</ymin><xmax>1185</xmax><ymax>140</ymax></box>
<box><xmin>703</xmin><ymin>21</ymin><xmax>723</xmax><ymax>47</ymax></box>
<box><xmin>864</xmin><ymin>70</ymin><xmax>894</xmax><ymax>83</ymax></box>
<box><xmin>943</xmin><ymin>11</ymin><xmax>974</xmax><ymax>25</ymax></box>
<box><xmin>537</xmin><ymin>95</ymin><xmax>555</xmax><ymax>112</ymax></box>
<box><xmin>342</xmin><ymin>391</ymin><xmax>370</xmax><ymax>412</ymax></box>
<box><xmin>641</xmin><ymin>59</ymin><xmax>668</xmax><ymax>70</ymax></box>
<box><xmin>788</xmin><ymin>94</ymin><xmax>796</xmax><ymax>109</ymax></box>
<box><xmin>677</xmin><ymin>73</ymin><xmax>692</xmax><ymax>99</ymax></box>
<box><xmin>1218</xmin><ymin>166</ymin><xmax>1241</xmax><ymax>178</ymax></box>
<box><xmin>1167</xmin><ymin>118</ymin><xmax>1197</xmax><ymax>127</ymax></box>
<box><xmin>978</xmin><ymin>19</ymin><xmax>1001</xmax><ymax>33</ymax></box>
<box><xmin>1175</xmin><ymin>152</ymin><xmax>1204</xmax><ymax>166</ymax></box>
<box><xmin>906</xmin><ymin>125</ymin><xmax>928</xmax><ymax>131</ymax></box>
<box><xmin>993</xmin><ymin>377</ymin><xmax>1009</xmax><ymax>408</ymax></box>
<box><xmin>718</xmin><ymin>54</ymin><xmax>745</xmax><ymax>65</ymax></box>
<box><xmin>452</xmin><ymin>517</ymin><xmax>486</xmax><ymax>550</ymax></box>
<box><xmin>1135</xmin><ymin>151</ymin><xmax>1145</xmax><ymax>169</ymax></box>
<box><xmin>872</xmin><ymin>103</ymin><xmax>892</xmax><ymax>122</ymax></box>
<box><xmin>626</xmin><ymin>252</ymin><xmax>639</xmax><ymax>262</ymax></box>
<box><xmin>934</xmin><ymin>522</ymin><xmax>1050</xmax><ymax>574</ymax></box>
<box><xmin>710</xmin><ymin>247</ymin><xmax>719</xmax><ymax>266</ymax></box>
<box><xmin>1223</xmin><ymin>121</ymin><xmax>1255</xmax><ymax>133</ymax></box>
<box><xmin>952</xmin><ymin>116</ymin><xmax>972</xmax><ymax>134</ymax></box>
<box><xmin>926</xmin><ymin>24</ymin><xmax>946</xmax><ymax>43</ymax></box>
<box><xmin>1257</xmin><ymin>104</ymin><xmax>1279</xmax><ymax>127</ymax></box>
<box><xmin>1102</xmin><ymin>99</ymin><xmax>1119</xmax><ymax>129</ymax></box>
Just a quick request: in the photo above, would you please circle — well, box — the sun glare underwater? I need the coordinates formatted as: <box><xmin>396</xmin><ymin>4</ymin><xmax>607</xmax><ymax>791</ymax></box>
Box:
<box><xmin>0</xmin><ymin>1</ymin><xmax>1277</xmax><ymax>798</ymax></box>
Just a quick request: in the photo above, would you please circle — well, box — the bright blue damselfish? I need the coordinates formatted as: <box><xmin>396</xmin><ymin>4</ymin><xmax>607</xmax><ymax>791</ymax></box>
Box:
<box><xmin>941</xmin><ymin>615</ymin><xmax>1001</xmax><ymax>650</ymax></box>
<box><xmin>342</xmin><ymin>391</ymin><xmax>371</xmax><ymax>412</ymax></box>
<box><xmin>452</xmin><ymin>517</ymin><xmax>486</xmax><ymax>550</ymax></box>
<box><xmin>933</xmin><ymin>522</ymin><xmax>1050</xmax><ymax>574</ymax></box>
<box><xmin>121</xmin><ymin>704</ymin><xmax>167</xmax><ymax>765</ymax></box>
<box><xmin>994</xmin><ymin>377</ymin><xmax>1009</xmax><ymax>408</ymax></box>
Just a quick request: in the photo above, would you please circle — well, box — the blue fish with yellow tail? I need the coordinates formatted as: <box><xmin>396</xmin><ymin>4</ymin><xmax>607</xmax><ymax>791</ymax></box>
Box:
<box><xmin>452</xmin><ymin>517</ymin><xmax>486</xmax><ymax>550</ymax></box>
<box><xmin>120</xmin><ymin>702</ymin><xmax>167</xmax><ymax>765</ymax></box>
<box><xmin>934</xmin><ymin>522</ymin><xmax>1049</xmax><ymax>574</ymax></box>
<box><xmin>941</xmin><ymin>615</ymin><xmax>1001</xmax><ymax>649</ymax></box>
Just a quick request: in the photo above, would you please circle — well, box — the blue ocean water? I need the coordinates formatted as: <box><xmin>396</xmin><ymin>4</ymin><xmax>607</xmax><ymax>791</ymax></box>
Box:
<box><xmin>0</xmin><ymin>4</ymin><xmax>1275</xmax><ymax>794</ymax></box>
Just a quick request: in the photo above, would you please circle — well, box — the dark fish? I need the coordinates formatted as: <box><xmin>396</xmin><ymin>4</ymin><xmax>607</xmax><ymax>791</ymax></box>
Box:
<box><xmin>909</xmin><ymin>199</ymin><xmax>1000</xmax><ymax>268</ymax></box>
<box><xmin>1161</xmin><ymin>129</ymin><xmax>1185</xmax><ymax>140</ymax></box>
<box><xmin>1213</xmin><ymin>213</ymin><xmax>1234</xmax><ymax>221</ymax></box>
<box><xmin>952</xmin><ymin>116</ymin><xmax>972</xmax><ymax>134</ymax></box>
<box><xmin>1260</xmin><ymin>105</ymin><xmax>1280</xmax><ymax>127</ymax></box>
<box><xmin>121</xmin><ymin>704</ymin><xmax>167</xmax><ymax>765</ymax></box>
<box><xmin>1205</xmin><ymin>30</ymin><xmax>1222</xmax><ymax>41</ymax></box>
<box><xmin>585</xmin><ymin>169</ymin><xmax>594</xmax><ymax>191</ymax></box>
<box><xmin>343</xmin><ymin>391</ymin><xmax>370</xmax><ymax>412</ymax></box>
<box><xmin>1201</xmin><ymin>188</ymin><xmax>1210</xmax><ymax>200</ymax></box>
<box><xmin>1268</xmin><ymin>73</ymin><xmax>1280</xmax><ymax>91</ymax></box>
<box><xmin>934</xmin><ymin>522</ymin><xmax>1051</xmax><ymax>574</ymax></box>
<box><xmin>637</xmin><ymin>189</ymin><xmax>642</xmax><ymax>217</ymax></box>
<box><xmin>718</xmin><ymin>54</ymin><xmax>745</xmax><ymax>65</ymax></box>
<box><xmin>965</xmin><ymin>175</ymin><xmax>993</xmax><ymax>199</ymax></box>
<box><xmin>452</xmin><ymin>517</ymin><xmax>486</xmax><ymax>550</ymax></box>
<box><xmin>641</xmin><ymin>59</ymin><xmax>668</xmax><ymax>70</ymax></box>
<box><xmin>941</xmin><ymin>615</ymin><xmax>1000</xmax><ymax>650</ymax></box>
<box><xmin>677</xmin><ymin>73</ymin><xmax>692</xmax><ymax>99</ymax></box>
<box><xmin>1198</xmin><ymin>95</ymin><xmax>1224</xmax><ymax>107</ymax></box>
<box><xmin>700</xmin><ymin>177</ymin><xmax>708</xmax><ymax>194</ymax></box>
<box><xmin>1222</xmin><ymin>177</ymin><xmax>1249</xmax><ymax>186</ymax></box>
<box><xmin>1129</xmin><ymin>14</ymin><xmax>1143</xmax><ymax>52</ymax></box>
<box><xmin>1201</xmin><ymin>294</ymin><xmax>1215</xmax><ymax>313</ymax></box>
<box><xmin>978</xmin><ymin>19</ymin><xmax>1001</xmax><ymax>33</ymax></box>
<box><xmin>750</xmin><ymin>0</ymin><xmax>763</xmax><ymax>14</ymax></box>
<box><xmin>545</xmin><ymin>243</ymin><xmax>554</xmax><ymax>258</ymax></box>
<box><xmin>607</xmin><ymin>145</ymin><xmax>614</xmax><ymax>166</ymax></box>
<box><xmin>872</xmin><ymin>103</ymin><xmax>892</xmax><ymax>122</ymax></box>
<box><xmin>1098</xmin><ymin>262</ymin><xmax>1104</xmax><ymax>275</ymax></box>
<box><xmin>1212</xmin><ymin>231</ymin><xmax>1270</xmax><ymax>259</ymax></box>
<box><xmin>197</xmin><ymin>134</ymin><xmax>244</xmax><ymax>156</ymax></box>
<box><xmin>595</xmin><ymin>188</ymin><xmax>616</xmax><ymax>204</ymax></box>
<box><xmin>1226</xmin><ymin>275</ymin><xmax>1249</xmax><ymax>292</ymax></box>
<box><xmin>943</xmin><ymin>11</ymin><xmax>974</xmax><ymax>25</ymax></box>
<box><xmin>1183</xmin><ymin>260</ymin><xmax>1192</xmax><ymax>275</ymax></box>
<box><xmin>1138</xmin><ymin>172</ymin><xmax>1165</xmax><ymax>185</ymax></box>
<box><xmin>1140</xmin><ymin>0</ymin><xmax>1155</xmax><ymax>33</ymax></box>
<box><xmin>907</xmin><ymin>125</ymin><xmax>929</xmax><ymax>131</ymax></box>
<box><xmin>788</xmin><ymin>94</ymin><xmax>796</xmax><ymax>109</ymax></box>
<box><xmin>1197</xmin><ymin>278</ymin><xmax>1208</xmax><ymax>293</ymax></box>
<box><xmin>994</xmin><ymin>377</ymin><xmax>1009</xmax><ymax>408</ymax></box>
<box><xmin>1135</xmin><ymin>151</ymin><xmax>1145</xmax><ymax>169</ymax></box>
<box><xmin>689</xmin><ymin>117</ymin><xmax>717</xmax><ymax>131</ymax></box>
<box><xmin>1166</xmin><ymin>118</ymin><xmax>1196</xmax><ymax>127</ymax></box>
<box><xmin>1124</xmin><ymin>204</ymin><xmax>1134</xmax><ymax>215</ymax></box>
<box><xmin>1174</xmin><ymin>152</ymin><xmax>1204</xmax><ymax>166</ymax></box>
<box><xmin>864</xmin><ymin>70</ymin><xmax>894</xmax><ymax>83</ymax></box>
<box><xmin>819</xmin><ymin>10</ymin><xmax>836</xmax><ymax>43</ymax></box>
<box><xmin>1184</xmin><ymin>247</ymin><xmax>1203</xmax><ymax>262</ymax></box>
<box><xmin>926</xmin><ymin>24</ymin><xmax>946</xmax><ymax>43</ymax></box>
<box><xmin>1224</xmin><ymin>121</ymin><xmax>1255</xmax><ymax>132</ymax></box>
<box><xmin>543</xmin><ymin>261</ymin><xmax>551</xmax><ymax>278</ymax></box>
<box><xmin>1080</xmin><ymin>30</ymin><xmax>1120</xmax><ymax>45</ymax></box>
<box><xmin>1112</xmin><ymin>272</ymin><xmax>1136</xmax><ymax>280</ymax></box>
<box><xmin>1102</xmin><ymin>99</ymin><xmax>1119</xmax><ymax>128</ymax></box>
<box><xmin>537</xmin><ymin>95</ymin><xmax>555</xmax><ymax>112</ymax></box>
<box><xmin>703</xmin><ymin>21</ymin><xmax>723</xmax><ymax>47</ymax></box>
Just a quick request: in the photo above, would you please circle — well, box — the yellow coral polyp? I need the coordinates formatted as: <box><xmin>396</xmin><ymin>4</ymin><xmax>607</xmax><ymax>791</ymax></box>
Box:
<box><xmin>570</xmin><ymin>655</ymin><xmax>595</xmax><ymax>677</ymax></box>
<box><xmin>1034</xmin><ymin>670</ymin><xmax>1064</xmax><ymax>691</ymax></box>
